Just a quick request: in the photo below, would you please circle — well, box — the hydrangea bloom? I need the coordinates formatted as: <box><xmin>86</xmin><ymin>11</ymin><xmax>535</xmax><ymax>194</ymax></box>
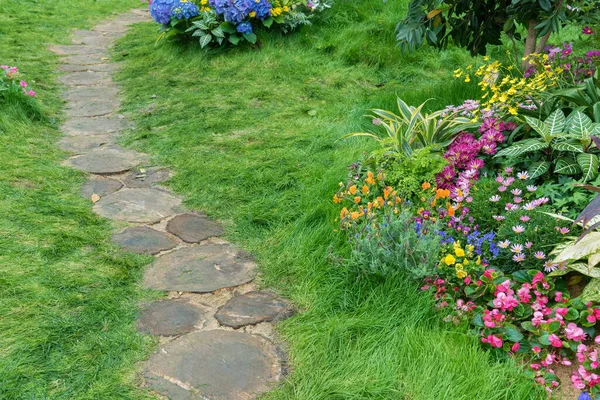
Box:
<box><xmin>171</xmin><ymin>1</ymin><xmax>200</xmax><ymax>20</ymax></box>
<box><xmin>150</xmin><ymin>0</ymin><xmax>178</xmax><ymax>24</ymax></box>
<box><xmin>252</xmin><ymin>0</ymin><xmax>272</xmax><ymax>19</ymax></box>
<box><xmin>236</xmin><ymin>21</ymin><xmax>253</xmax><ymax>34</ymax></box>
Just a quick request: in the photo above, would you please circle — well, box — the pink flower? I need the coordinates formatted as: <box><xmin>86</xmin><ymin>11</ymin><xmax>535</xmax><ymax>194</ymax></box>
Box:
<box><xmin>532</xmin><ymin>346</ymin><xmax>541</xmax><ymax>354</ymax></box>
<box><xmin>510</xmin><ymin>243</ymin><xmax>523</xmax><ymax>253</ymax></box>
<box><xmin>498</xmin><ymin>185</ymin><xmax>507</xmax><ymax>192</ymax></box>
<box><xmin>482</xmin><ymin>334</ymin><xmax>503</xmax><ymax>348</ymax></box>
<box><xmin>495</xmin><ymin>176</ymin><xmax>504</xmax><ymax>183</ymax></box>
<box><xmin>520</xmin><ymin>215</ymin><xmax>530</xmax><ymax>222</ymax></box>
<box><xmin>513</xmin><ymin>197</ymin><xmax>523</xmax><ymax>204</ymax></box>
<box><xmin>493</xmin><ymin>215</ymin><xmax>505</xmax><ymax>221</ymax></box>
<box><xmin>583</xmin><ymin>26</ymin><xmax>594</xmax><ymax>35</ymax></box>
<box><xmin>505</xmin><ymin>203</ymin><xmax>518</xmax><ymax>211</ymax></box>
<box><xmin>498</xmin><ymin>240</ymin><xmax>510</xmax><ymax>249</ymax></box>
<box><xmin>533</xmin><ymin>251</ymin><xmax>545</xmax><ymax>260</ymax></box>
<box><xmin>555</xmin><ymin>307</ymin><xmax>568</xmax><ymax>317</ymax></box>
<box><xmin>511</xmin><ymin>188</ymin><xmax>522</xmax><ymax>196</ymax></box>
<box><xmin>463</xmin><ymin>276</ymin><xmax>471</xmax><ymax>285</ymax></box>
<box><xmin>511</xmin><ymin>342</ymin><xmax>520</xmax><ymax>352</ymax></box>
<box><xmin>512</xmin><ymin>225</ymin><xmax>525</xmax><ymax>233</ymax></box>
<box><xmin>525</xmin><ymin>241</ymin><xmax>533</xmax><ymax>249</ymax></box>
<box><xmin>512</xmin><ymin>253</ymin><xmax>525</xmax><ymax>262</ymax></box>
<box><xmin>489</xmin><ymin>195</ymin><xmax>501</xmax><ymax>202</ymax></box>
<box><xmin>517</xmin><ymin>286</ymin><xmax>532</xmax><ymax>303</ymax></box>
<box><xmin>558</xmin><ymin>227</ymin><xmax>570</xmax><ymax>235</ymax></box>
<box><xmin>527</xmin><ymin>185</ymin><xmax>537</xmax><ymax>192</ymax></box>
<box><xmin>19</xmin><ymin>80</ymin><xmax>27</xmax><ymax>87</ymax></box>
<box><xmin>565</xmin><ymin>323</ymin><xmax>587</xmax><ymax>342</ymax></box>
<box><xmin>505</xmin><ymin>167</ymin><xmax>513</xmax><ymax>175</ymax></box>
<box><xmin>548</xmin><ymin>334</ymin><xmax>562</xmax><ymax>348</ymax></box>
<box><xmin>530</xmin><ymin>363</ymin><xmax>541</xmax><ymax>371</ymax></box>
<box><xmin>493</xmin><ymin>292</ymin><xmax>519</xmax><ymax>311</ymax></box>
<box><xmin>517</xmin><ymin>172</ymin><xmax>529</xmax><ymax>180</ymax></box>
<box><xmin>27</xmin><ymin>90</ymin><xmax>35</xmax><ymax>97</ymax></box>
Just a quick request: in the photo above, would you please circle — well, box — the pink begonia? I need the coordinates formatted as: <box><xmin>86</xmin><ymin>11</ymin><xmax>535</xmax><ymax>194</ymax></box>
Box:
<box><xmin>532</xmin><ymin>311</ymin><xmax>545</xmax><ymax>327</ymax></box>
<box><xmin>511</xmin><ymin>342</ymin><xmax>520</xmax><ymax>352</ymax></box>
<box><xmin>482</xmin><ymin>334</ymin><xmax>503</xmax><ymax>348</ymax></box>
<box><xmin>493</xmin><ymin>292</ymin><xmax>519</xmax><ymax>312</ymax></box>
<box><xmin>555</xmin><ymin>307</ymin><xmax>568</xmax><ymax>317</ymax></box>
<box><xmin>19</xmin><ymin>80</ymin><xmax>27</xmax><ymax>87</ymax></box>
<box><xmin>530</xmin><ymin>363</ymin><xmax>541</xmax><ymax>370</ymax></box>
<box><xmin>548</xmin><ymin>334</ymin><xmax>562</xmax><ymax>348</ymax></box>
<box><xmin>532</xmin><ymin>346</ymin><xmax>542</xmax><ymax>354</ymax></box>
<box><xmin>517</xmin><ymin>285</ymin><xmax>532</xmax><ymax>303</ymax></box>
<box><xmin>565</xmin><ymin>323</ymin><xmax>587</xmax><ymax>342</ymax></box>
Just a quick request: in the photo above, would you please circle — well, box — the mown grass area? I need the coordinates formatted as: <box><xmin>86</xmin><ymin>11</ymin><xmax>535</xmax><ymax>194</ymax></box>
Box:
<box><xmin>0</xmin><ymin>1</ymin><xmax>157</xmax><ymax>399</ymax></box>
<box><xmin>114</xmin><ymin>1</ymin><xmax>547</xmax><ymax>398</ymax></box>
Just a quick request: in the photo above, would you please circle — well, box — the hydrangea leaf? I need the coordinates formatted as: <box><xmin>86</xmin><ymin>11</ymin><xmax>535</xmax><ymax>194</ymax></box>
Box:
<box><xmin>544</xmin><ymin>109</ymin><xmax>565</xmax><ymax>136</ymax></box>
<box><xmin>576</xmin><ymin>153</ymin><xmax>600</xmax><ymax>181</ymax></box>
<box><xmin>528</xmin><ymin>161</ymin><xmax>551</xmax><ymax>179</ymax></box>
<box><xmin>581</xmin><ymin>278</ymin><xmax>600</xmax><ymax>303</ymax></box>
<box><xmin>553</xmin><ymin>157</ymin><xmax>581</xmax><ymax>175</ymax></box>
<box><xmin>263</xmin><ymin>17</ymin><xmax>273</xmax><ymax>28</ymax></box>
<box><xmin>555</xmin><ymin>232</ymin><xmax>600</xmax><ymax>263</ymax></box>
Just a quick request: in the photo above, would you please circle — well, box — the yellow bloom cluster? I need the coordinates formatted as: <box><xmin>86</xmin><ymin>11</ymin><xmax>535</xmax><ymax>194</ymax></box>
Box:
<box><xmin>453</xmin><ymin>55</ymin><xmax>561</xmax><ymax>116</ymax></box>
<box><xmin>199</xmin><ymin>0</ymin><xmax>210</xmax><ymax>12</ymax></box>
<box><xmin>440</xmin><ymin>241</ymin><xmax>481</xmax><ymax>280</ymax></box>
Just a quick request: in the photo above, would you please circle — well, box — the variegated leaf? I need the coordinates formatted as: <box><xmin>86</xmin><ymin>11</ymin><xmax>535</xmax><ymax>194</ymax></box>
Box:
<box><xmin>577</xmin><ymin>153</ymin><xmax>600</xmax><ymax>181</ymax></box>
<box><xmin>582</xmin><ymin>278</ymin><xmax>600</xmax><ymax>303</ymax></box>
<box><xmin>568</xmin><ymin>111</ymin><xmax>593</xmax><ymax>138</ymax></box>
<box><xmin>545</xmin><ymin>109</ymin><xmax>566</xmax><ymax>135</ymax></box>
<box><xmin>552</xmin><ymin>141</ymin><xmax>584</xmax><ymax>153</ymax></box>
<box><xmin>554</xmin><ymin>157</ymin><xmax>581</xmax><ymax>175</ymax></box>
<box><xmin>528</xmin><ymin>161</ymin><xmax>551</xmax><ymax>179</ymax></box>
<box><xmin>525</xmin><ymin>116</ymin><xmax>550</xmax><ymax>139</ymax></box>
<box><xmin>566</xmin><ymin>263</ymin><xmax>600</xmax><ymax>278</ymax></box>
<box><xmin>555</xmin><ymin>232</ymin><xmax>600</xmax><ymax>263</ymax></box>
<box><xmin>589</xmin><ymin>253</ymin><xmax>600</xmax><ymax>269</ymax></box>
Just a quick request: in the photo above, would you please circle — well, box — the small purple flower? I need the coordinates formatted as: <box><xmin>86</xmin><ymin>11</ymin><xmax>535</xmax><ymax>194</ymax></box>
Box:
<box><xmin>582</xmin><ymin>26</ymin><xmax>594</xmax><ymax>35</ymax></box>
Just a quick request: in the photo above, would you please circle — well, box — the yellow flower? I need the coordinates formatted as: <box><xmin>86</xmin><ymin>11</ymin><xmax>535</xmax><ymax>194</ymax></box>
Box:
<box><xmin>249</xmin><ymin>11</ymin><xmax>256</xmax><ymax>17</ymax></box>
<box><xmin>455</xmin><ymin>248</ymin><xmax>465</xmax><ymax>257</ymax></box>
<box><xmin>348</xmin><ymin>185</ymin><xmax>357</xmax><ymax>195</ymax></box>
<box><xmin>456</xmin><ymin>270</ymin><xmax>468</xmax><ymax>279</ymax></box>
<box><xmin>350</xmin><ymin>211</ymin><xmax>361</xmax><ymax>220</ymax></box>
<box><xmin>361</xmin><ymin>185</ymin><xmax>370</xmax><ymax>195</ymax></box>
<box><xmin>466</xmin><ymin>245</ymin><xmax>474</xmax><ymax>252</ymax></box>
<box><xmin>354</xmin><ymin>196</ymin><xmax>361</xmax><ymax>204</ymax></box>
<box><xmin>333</xmin><ymin>194</ymin><xmax>341</xmax><ymax>204</ymax></box>
<box><xmin>365</xmin><ymin>171</ymin><xmax>376</xmax><ymax>185</ymax></box>
<box><xmin>340</xmin><ymin>208</ymin><xmax>349</xmax><ymax>219</ymax></box>
<box><xmin>508</xmin><ymin>106</ymin><xmax>518</xmax><ymax>115</ymax></box>
<box><xmin>464</xmin><ymin>75</ymin><xmax>471</xmax><ymax>83</ymax></box>
<box><xmin>443</xmin><ymin>255</ymin><xmax>456</xmax><ymax>265</ymax></box>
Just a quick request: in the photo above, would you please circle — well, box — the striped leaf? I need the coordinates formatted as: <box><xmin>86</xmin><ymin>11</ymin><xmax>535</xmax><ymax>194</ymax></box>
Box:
<box><xmin>577</xmin><ymin>153</ymin><xmax>600</xmax><ymax>181</ymax></box>
<box><xmin>552</xmin><ymin>141</ymin><xmax>584</xmax><ymax>153</ymax></box>
<box><xmin>545</xmin><ymin>109</ymin><xmax>566</xmax><ymax>135</ymax></box>
<box><xmin>568</xmin><ymin>111</ymin><xmax>593</xmax><ymax>138</ymax></box>
<box><xmin>494</xmin><ymin>139</ymin><xmax>547</xmax><ymax>158</ymax></box>
<box><xmin>528</xmin><ymin>161</ymin><xmax>551</xmax><ymax>179</ymax></box>
<box><xmin>554</xmin><ymin>157</ymin><xmax>581</xmax><ymax>175</ymax></box>
<box><xmin>525</xmin><ymin>116</ymin><xmax>550</xmax><ymax>139</ymax></box>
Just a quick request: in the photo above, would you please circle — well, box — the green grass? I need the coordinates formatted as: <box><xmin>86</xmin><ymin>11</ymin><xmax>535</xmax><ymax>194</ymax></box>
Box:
<box><xmin>0</xmin><ymin>1</ymin><xmax>158</xmax><ymax>399</ymax></box>
<box><xmin>112</xmin><ymin>1</ymin><xmax>547</xmax><ymax>399</ymax></box>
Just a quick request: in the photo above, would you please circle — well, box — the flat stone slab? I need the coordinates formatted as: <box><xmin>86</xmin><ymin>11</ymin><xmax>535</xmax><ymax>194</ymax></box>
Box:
<box><xmin>58</xmin><ymin>63</ymin><xmax>118</xmax><ymax>73</ymax></box>
<box><xmin>143</xmin><ymin>244</ymin><xmax>256</xmax><ymax>292</ymax></box>
<box><xmin>166</xmin><ymin>213</ymin><xmax>223</xmax><ymax>243</ymax></box>
<box><xmin>59</xmin><ymin>54</ymin><xmax>108</xmax><ymax>65</ymax></box>
<box><xmin>63</xmin><ymin>86</ymin><xmax>120</xmax><ymax>102</ymax></box>
<box><xmin>112</xmin><ymin>226</ymin><xmax>178</xmax><ymax>255</ymax></box>
<box><xmin>49</xmin><ymin>45</ymin><xmax>106</xmax><ymax>56</ymax></box>
<box><xmin>93</xmin><ymin>21</ymin><xmax>131</xmax><ymax>33</ymax></box>
<box><xmin>61</xmin><ymin>116</ymin><xmax>122</xmax><ymax>136</ymax></box>
<box><xmin>137</xmin><ymin>300</ymin><xmax>203</xmax><ymax>336</ymax></box>
<box><xmin>65</xmin><ymin>145</ymin><xmax>143</xmax><ymax>174</ymax></box>
<box><xmin>81</xmin><ymin>176</ymin><xmax>123</xmax><ymax>198</ymax></box>
<box><xmin>122</xmin><ymin>167</ymin><xmax>170</xmax><ymax>188</ymax></box>
<box><xmin>94</xmin><ymin>188</ymin><xmax>182</xmax><ymax>223</ymax></box>
<box><xmin>58</xmin><ymin>134</ymin><xmax>113</xmax><ymax>153</ymax></box>
<box><xmin>144</xmin><ymin>330</ymin><xmax>281</xmax><ymax>400</ymax></box>
<box><xmin>71</xmin><ymin>36</ymin><xmax>116</xmax><ymax>47</ymax></box>
<box><xmin>58</xmin><ymin>71</ymin><xmax>111</xmax><ymax>86</ymax></box>
<box><xmin>216</xmin><ymin>292</ymin><xmax>292</xmax><ymax>328</ymax></box>
<box><xmin>66</xmin><ymin>98</ymin><xmax>119</xmax><ymax>118</ymax></box>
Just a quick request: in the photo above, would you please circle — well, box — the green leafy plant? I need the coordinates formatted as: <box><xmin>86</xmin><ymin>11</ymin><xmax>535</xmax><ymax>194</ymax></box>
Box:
<box><xmin>495</xmin><ymin>109</ymin><xmax>600</xmax><ymax>181</ymax></box>
<box><xmin>347</xmin><ymin>97</ymin><xmax>477</xmax><ymax>157</ymax></box>
<box><xmin>552</xmin><ymin>76</ymin><xmax>600</xmax><ymax>122</ymax></box>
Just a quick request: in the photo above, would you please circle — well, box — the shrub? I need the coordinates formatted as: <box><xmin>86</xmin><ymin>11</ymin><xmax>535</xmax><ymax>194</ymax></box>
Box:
<box><xmin>0</xmin><ymin>65</ymin><xmax>36</xmax><ymax>101</ymax></box>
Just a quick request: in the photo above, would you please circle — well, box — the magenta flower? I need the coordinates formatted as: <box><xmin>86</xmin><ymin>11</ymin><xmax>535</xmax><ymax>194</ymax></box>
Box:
<box><xmin>583</xmin><ymin>26</ymin><xmax>594</xmax><ymax>35</ymax></box>
<box><xmin>523</xmin><ymin>202</ymin><xmax>536</xmax><ymax>211</ymax></box>
<box><xmin>26</xmin><ymin>90</ymin><xmax>35</xmax><ymax>97</ymax></box>
<box><xmin>512</xmin><ymin>225</ymin><xmax>525</xmax><ymax>233</ymax></box>
<box><xmin>525</xmin><ymin>241</ymin><xmax>533</xmax><ymax>248</ymax></box>
<box><xmin>526</xmin><ymin>185</ymin><xmax>537</xmax><ymax>192</ymax></box>
<box><xmin>513</xmin><ymin>196</ymin><xmax>523</xmax><ymax>204</ymax></box>
<box><xmin>548</xmin><ymin>334</ymin><xmax>562</xmax><ymax>348</ymax></box>
<box><xmin>511</xmin><ymin>188</ymin><xmax>522</xmax><ymax>196</ymax></box>
<box><xmin>505</xmin><ymin>167</ymin><xmax>513</xmax><ymax>175</ymax></box>
<box><xmin>495</xmin><ymin>176</ymin><xmax>504</xmax><ymax>183</ymax></box>
<box><xmin>498</xmin><ymin>185</ymin><xmax>507</xmax><ymax>192</ymax></box>
<box><xmin>520</xmin><ymin>216</ymin><xmax>530</xmax><ymax>222</ymax></box>
<box><xmin>505</xmin><ymin>203</ymin><xmax>519</xmax><ymax>211</ymax></box>
<box><xmin>19</xmin><ymin>80</ymin><xmax>27</xmax><ymax>87</ymax></box>
<box><xmin>493</xmin><ymin>215</ymin><xmax>505</xmax><ymax>221</ymax></box>
<box><xmin>543</xmin><ymin>261</ymin><xmax>557</xmax><ymax>273</ymax></box>
<box><xmin>558</xmin><ymin>227</ymin><xmax>570</xmax><ymax>235</ymax></box>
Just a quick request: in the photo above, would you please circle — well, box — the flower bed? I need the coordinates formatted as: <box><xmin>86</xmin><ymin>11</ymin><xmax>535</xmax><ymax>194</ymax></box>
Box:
<box><xmin>1</xmin><ymin>65</ymin><xmax>36</xmax><ymax>99</ymax></box>
<box><xmin>148</xmin><ymin>0</ymin><xmax>331</xmax><ymax>47</ymax></box>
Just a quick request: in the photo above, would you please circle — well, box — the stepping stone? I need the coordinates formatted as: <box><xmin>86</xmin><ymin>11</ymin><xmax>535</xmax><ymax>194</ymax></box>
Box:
<box><xmin>71</xmin><ymin>36</ymin><xmax>115</xmax><ymax>47</ymax></box>
<box><xmin>122</xmin><ymin>167</ymin><xmax>170</xmax><ymax>188</ymax></box>
<box><xmin>65</xmin><ymin>145</ymin><xmax>143</xmax><ymax>174</ymax></box>
<box><xmin>59</xmin><ymin>54</ymin><xmax>108</xmax><ymax>65</ymax></box>
<box><xmin>166</xmin><ymin>213</ymin><xmax>223</xmax><ymax>243</ymax></box>
<box><xmin>144</xmin><ymin>330</ymin><xmax>281</xmax><ymax>400</ymax></box>
<box><xmin>112</xmin><ymin>226</ymin><xmax>177</xmax><ymax>255</ymax></box>
<box><xmin>136</xmin><ymin>300</ymin><xmax>203</xmax><ymax>336</ymax></box>
<box><xmin>49</xmin><ymin>45</ymin><xmax>106</xmax><ymax>56</ymax></box>
<box><xmin>58</xmin><ymin>63</ymin><xmax>118</xmax><ymax>73</ymax></box>
<box><xmin>72</xmin><ymin>29</ymin><xmax>121</xmax><ymax>38</ymax></box>
<box><xmin>61</xmin><ymin>117</ymin><xmax>122</xmax><ymax>136</ymax></box>
<box><xmin>63</xmin><ymin>86</ymin><xmax>120</xmax><ymax>102</ymax></box>
<box><xmin>216</xmin><ymin>292</ymin><xmax>293</xmax><ymax>328</ymax></box>
<box><xmin>81</xmin><ymin>176</ymin><xmax>123</xmax><ymax>198</ymax></box>
<box><xmin>58</xmin><ymin>72</ymin><xmax>111</xmax><ymax>86</ymax></box>
<box><xmin>143</xmin><ymin>244</ymin><xmax>256</xmax><ymax>292</ymax></box>
<box><xmin>65</xmin><ymin>98</ymin><xmax>119</xmax><ymax>118</ymax></box>
<box><xmin>93</xmin><ymin>188</ymin><xmax>182</xmax><ymax>223</ymax></box>
<box><xmin>58</xmin><ymin>134</ymin><xmax>113</xmax><ymax>153</ymax></box>
<box><xmin>93</xmin><ymin>21</ymin><xmax>131</xmax><ymax>33</ymax></box>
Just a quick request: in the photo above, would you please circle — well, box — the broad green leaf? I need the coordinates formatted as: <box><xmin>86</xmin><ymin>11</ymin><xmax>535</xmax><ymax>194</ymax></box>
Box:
<box><xmin>211</xmin><ymin>27</ymin><xmax>225</xmax><ymax>38</ymax></box>
<box><xmin>525</xmin><ymin>115</ymin><xmax>551</xmax><ymax>140</ymax></box>
<box><xmin>528</xmin><ymin>161</ymin><xmax>551</xmax><ymax>179</ymax></box>
<box><xmin>582</xmin><ymin>278</ymin><xmax>600</xmax><ymax>303</ymax></box>
<box><xmin>243</xmin><ymin>32</ymin><xmax>257</xmax><ymax>44</ymax></box>
<box><xmin>577</xmin><ymin>153</ymin><xmax>600</xmax><ymax>181</ymax></box>
<box><xmin>554</xmin><ymin>232</ymin><xmax>600</xmax><ymax>263</ymax></box>
<box><xmin>552</xmin><ymin>141</ymin><xmax>584</xmax><ymax>153</ymax></box>
<box><xmin>228</xmin><ymin>34</ymin><xmax>240</xmax><ymax>45</ymax></box>
<box><xmin>262</xmin><ymin>17</ymin><xmax>273</xmax><ymax>28</ymax></box>
<box><xmin>494</xmin><ymin>139</ymin><xmax>547</xmax><ymax>158</ymax></box>
<box><xmin>568</xmin><ymin>111</ymin><xmax>593</xmax><ymax>138</ymax></box>
<box><xmin>590</xmin><ymin>252</ymin><xmax>600</xmax><ymax>269</ymax></box>
<box><xmin>545</xmin><ymin>109</ymin><xmax>565</xmax><ymax>135</ymax></box>
<box><xmin>554</xmin><ymin>157</ymin><xmax>581</xmax><ymax>175</ymax></box>
<box><xmin>192</xmin><ymin>21</ymin><xmax>209</xmax><ymax>30</ymax></box>
<box><xmin>566</xmin><ymin>307</ymin><xmax>579</xmax><ymax>320</ymax></box>
<box><xmin>505</xmin><ymin>327</ymin><xmax>524</xmax><ymax>342</ymax></box>
<box><xmin>199</xmin><ymin>33</ymin><xmax>212</xmax><ymax>48</ymax></box>
<box><xmin>565</xmin><ymin>262</ymin><xmax>600</xmax><ymax>278</ymax></box>
<box><xmin>220</xmin><ymin>22</ymin><xmax>237</xmax><ymax>33</ymax></box>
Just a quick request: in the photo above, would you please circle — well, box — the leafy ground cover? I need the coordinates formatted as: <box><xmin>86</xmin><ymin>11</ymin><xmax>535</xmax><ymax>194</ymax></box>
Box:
<box><xmin>113</xmin><ymin>1</ymin><xmax>550</xmax><ymax>398</ymax></box>
<box><xmin>0</xmin><ymin>1</ymin><xmax>157</xmax><ymax>399</ymax></box>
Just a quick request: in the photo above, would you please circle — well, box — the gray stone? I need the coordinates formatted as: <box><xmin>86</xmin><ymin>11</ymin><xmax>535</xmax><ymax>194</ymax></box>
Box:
<box><xmin>71</xmin><ymin>36</ymin><xmax>116</xmax><ymax>47</ymax></box>
<box><xmin>65</xmin><ymin>145</ymin><xmax>143</xmax><ymax>174</ymax></box>
<box><xmin>166</xmin><ymin>213</ymin><xmax>223</xmax><ymax>243</ymax></box>
<box><xmin>58</xmin><ymin>63</ymin><xmax>118</xmax><ymax>73</ymax></box>
<box><xmin>61</xmin><ymin>117</ymin><xmax>122</xmax><ymax>136</ymax></box>
<box><xmin>58</xmin><ymin>72</ymin><xmax>111</xmax><ymax>86</ymax></box>
<box><xmin>81</xmin><ymin>176</ymin><xmax>123</xmax><ymax>198</ymax></box>
<box><xmin>136</xmin><ymin>300</ymin><xmax>203</xmax><ymax>336</ymax></box>
<box><xmin>63</xmin><ymin>86</ymin><xmax>120</xmax><ymax>102</ymax></box>
<box><xmin>93</xmin><ymin>21</ymin><xmax>131</xmax><ymax>33</ymax></box>
<box><xmin>143</xmin><ymin>244</ymin><xmax>256</xmax><ymax>293</ymax></box>
<box><xmin>112</xmin><ymin>226</ymin><xmax>178</xmax><ymax>255</ymax></box>
<box><xmin>72</xmin><ymin>29</ymin><xmax>122</xmax><ymax>38</ymax></box>
<box><xmin>65</xmin><ymin>99</ymin><xmax>119</xmax><ymax>118</ymax></box>
<box><xmin>49</xmin><ymin>45</ymin><xmax>106</xmax><ymax>56</ymax></box>
<box><xmin>58</xmin><ymin>134</ymin><xmax>113</xmax><ymax>153</ymax></box>
<box><xmin>59</xmin><ymin>54</ymin><xmax>108</xmax><ymax>65</ymax></box>
<box><xmin>216</xmin><ymin>292</ymin><xmax>292</xmax><ymax>328</ymax></box>
<box><xmin>93</xmin><ymin>188</ymin><xmax>182</xmax><ymax>223</ymax></box>
<box><xmin>122</xmin><ymin>167</ymin><xmax>170</xmax><ymax>188</ymax></box>
<box><xmin>144</xmin><ymin>330</ymin><xmax>281</xmax><ymax>400</ymax></box>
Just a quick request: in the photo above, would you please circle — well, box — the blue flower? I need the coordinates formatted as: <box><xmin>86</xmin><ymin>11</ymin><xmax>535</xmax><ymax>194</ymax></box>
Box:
<box><xmin>252</xmin><ymin>0</ymin><xmax>272</xmax><ymax>19</ymax></box>
<box><xmin>149</xmin><ymin>0</ymin><xmax>177</xmax><ymax>24</ymax></box>
<box><xmin>210</xmin><ymin>0</ymin><xmax>254</xmax><ymax>23</ymax></box>
<box><xmin>578</xmin><ymin>393</ymin><xmax>592</xmax><ymax>400</ymax></box>
<box><xmin>171</xmin><ymin>1</ymin><xmax>200</xmax><ymax>20</ymax></box>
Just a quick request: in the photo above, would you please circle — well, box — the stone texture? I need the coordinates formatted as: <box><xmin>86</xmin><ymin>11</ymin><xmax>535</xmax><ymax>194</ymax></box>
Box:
<box><xmin>65</xmin><ymin>145</ymin><xmax>143</xmax><ymax>174</ymax></box>
<box><xmin>122</xmin><ymin>167</ymin><xmax>170</xmax><ymax>188</ymax></box>
<box><xmin>61</xmin><ymin>117</ymin><xmax>122</xmax><ymax>136</ymax></box>
<box><xmin>63</xmin><ymin>86</ymin><xmax>120</xmax><ymax>102</ymax></box>
<box><xmin>137</xmin><ymin>300</ymin><xmax>203</xmax><ymax>336</ymax></box>
<box><xmin>143</xmin><ymin>244</ymin><xmax>256</xmax><ymax>293</ymax></box>
<box><xmin>65</xmin><ymin>98</ymin><xmax>119</xmax><ymax>118</ymax></box>
<box><xmin>112</xmin><ymin>226</ymin><xmax>178</xmax><ymax>255</ymax></box>
<box><xmin>93</xmin><ymin>188</ymin><xmax>182</xmax><ymax>223</ymax></box>
<box><xmin>93</xmin><ymin>21</ymin><xmax>131</xmax><ymax>33</ymax></box>
<box><xmin>58</xmin><ymin>134</ymin><xmax>113</xmax><ymax>153</ymax></box>
<box><xmin>58</xmin><ymin>71</ymin><xmax>111</xmax><ymax>86</ymax></box>
<box><xmin>49</xmin><ymin>45</ymin><xmax>106</xmax><ymax>56</ymax></box>
<box><xmin>144</xmin><ymin>330</ymin><xmax>281</xmax><ymax>400</ymax></box>
<box><xmin>59</xmin><ymin>54</ymin><xmax>108</xmax><ymax>65</ymax></box>
<box><xmin>166</xmin><ymin>213</ymin><xmax>223</xmax><ymax>243</ymax></box>
<box><xmin>71</xmin><ymin>35</ymin><xmax>116</xmax><ymax>47</ymax></box>
<box><xmin>81</xmin><ymin>176</ymin><xmax>123</xmax><ymax>198</ymax></box>
<box><xmin>58</xmin><ymin>63</ymin><xmax>119</xmax><ymax>73</ymax></box>
<box><xmin>216</xmin><ymin>292</ymin><xmax>292</xmax><ymax>329</ymax></box>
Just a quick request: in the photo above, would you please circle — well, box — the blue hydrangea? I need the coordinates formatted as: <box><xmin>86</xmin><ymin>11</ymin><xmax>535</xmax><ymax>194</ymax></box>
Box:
<box><xmin>252</xmin><ymin>0</ymin><xmax>272</xmax><ymax>20</ymax></box>
<box><xmin>171</xmin><ymin>1</ymin><xmax>200</xmax><ymax>20</ymax></box>
<box><xmin>209</xmin><ymin>0</ymin><xmax>253</xmax><ymax>23</ymax></box>
<box><xmin>236</xmin><ymin>21</ymin><xmax>253</xmax><ymax>34</ymax></box>
<box><xmin>149</xmin><ymin>0</ymin><xmax>177</xmax><ymax>25</ymax></box>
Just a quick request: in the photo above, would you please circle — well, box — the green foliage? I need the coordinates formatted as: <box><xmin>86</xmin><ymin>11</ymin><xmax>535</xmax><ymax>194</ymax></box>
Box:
<box><xmin>552</xmin><ymin>76</ymin><xmax>600</xmax><ymax>122</ymax></box>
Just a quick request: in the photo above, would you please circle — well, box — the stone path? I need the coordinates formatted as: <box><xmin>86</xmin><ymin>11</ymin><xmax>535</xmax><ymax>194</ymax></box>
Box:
<box><xmin>51</xmin><ymin>10</ymin><xmax>292</xmax><ymax>400</ymax></box>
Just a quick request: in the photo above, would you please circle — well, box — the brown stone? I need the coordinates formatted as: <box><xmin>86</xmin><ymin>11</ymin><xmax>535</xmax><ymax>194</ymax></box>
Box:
<box><xmin>61</xmin><ymin>117</ymin><xmax>122</xmax><ymax>136</ymax></box>
<box><xmin>93</xmin><ymin>188</ymin><xmax>182</xmax><ymax>223</ymax></box>
<box><xmin>65</xmin><ymin>145</ymin><xmax>143</xmax><ymax>174</ymax></box>
<box><xmin>166</xmin><ymin>213</ymin><xmax>223</xmax><ymax>243</ymax></box>
<box><xmin>136</xmin><ymin>300</ymin><xmax>203</xmax><ymax>336</ymax></box>
<box><xmin>112</xmin><ymin>226</ymin><xmax>178</xmax><ymax>255</ymax></box>
<box><xmin>122</xmin><ymin>167</ymin><xmax>171</xmax><ymax>188</ymax></box>
<box><xmin>215</xmin><ymin>292</ymin><xmax>293</xmax><ymax>328</ymax></box>
<box><xmin>58</xmin><ymin>134</ymin><xmax>114</xmax><ymax>153</ymax></box>
<box><xmin>81</xmin><ymin>177</ymin><xmax>123</xmax><ymax>198</ymax></box>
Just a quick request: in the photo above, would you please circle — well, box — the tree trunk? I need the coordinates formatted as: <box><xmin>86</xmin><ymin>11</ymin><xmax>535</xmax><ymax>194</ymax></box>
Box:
<box><xmin>522</xmin><ymin>20</ymin><xmax>538</xmax><ymax>70</ymax></box>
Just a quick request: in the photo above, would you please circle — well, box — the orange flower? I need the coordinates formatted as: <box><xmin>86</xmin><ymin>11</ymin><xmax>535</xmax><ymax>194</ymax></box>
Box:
<box><xmin>361</xmin><ymin>185</ymin><xmax>370</xmax><ymax>195</ymax></box>
<box><xmin>351</xmin><ymin>211</ymin><xmax>361</xmax><ymax>220</ymax></box>
<box><xmin>376</xmin><ymin>196</ymin><xmax>384</xmax><ymax>207</ymax></box>
<box><xmin>383</xmin><ymin>186</ymin><xmax>393</xmax><ymax>199</ymax></box>
<box><xmin>395</xmin><ymin>196</ymin><xmax>402</xmax><ymax>204</ymax></box>
<box><xmin>333</xmin><ymin>194</ymin><xmax>341</xmax><ymax>204</ymax></box>
<box><xmin>349</xmin><ymin>185</ymin><xmax>358</xmax><ymax>195</ymax></box>
<box><xmin>435</xmin><ymin>188</ymin><xmax>450</xmax><ymax>199</ymax></box>
<box><xmin>447</xmin><ymin>205</ymin><xmax>455</xmax><ymax>217</ymax></box>
<box><xmin>421</xmin><ymin>181</ymin><xmax>431</xmax><ymax>190</ymax></box>
<box><xmin>340</xmin><ymin>207</ymin><xmax>349</xmax><ymax>219</ymax></box>
<box><xmin>377</xmin><ymin>172</ymin><xmax>385</xmax><ymax>181</ymax></box>
<box><xmin>354</xmin><ymin>196</ymin><xmax>362</xmax><ymax>204</ymax></box>
<box><xmin>365</xmin><ymin>171</ymin><xmax>376</xmax><ymax>185</ymax></box>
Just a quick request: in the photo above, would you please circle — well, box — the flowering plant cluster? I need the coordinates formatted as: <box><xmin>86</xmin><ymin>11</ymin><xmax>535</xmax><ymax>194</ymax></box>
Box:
<box><xmin>0</xmin><ymin>65</ymin><xmax>36</xmax><ymax>99</ymax></box>
<box><xmin>526</xmin><ymin>43</ymin><xmax>600</xmax><ymax>85</ymax></box>
<box><xmin>148</xmin><ymin>0</ymin><xmax>331</xmax><ymax>47</ymax></box>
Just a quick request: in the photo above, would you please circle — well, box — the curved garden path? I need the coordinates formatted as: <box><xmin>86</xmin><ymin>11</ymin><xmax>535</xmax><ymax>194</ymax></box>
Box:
<box><xmin>50</xmin><ymin>9</ymin><xmax>291</xmax><ymax>400</ymax></box>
